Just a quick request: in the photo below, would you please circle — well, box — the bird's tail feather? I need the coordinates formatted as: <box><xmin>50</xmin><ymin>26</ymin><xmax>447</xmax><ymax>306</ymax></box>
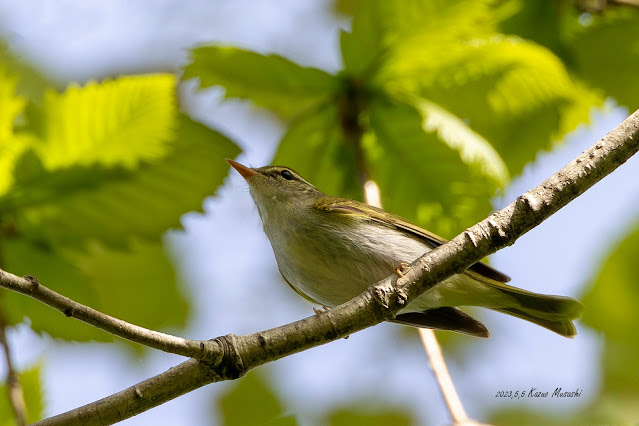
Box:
<box><xmin>487</xmin><ymin>282</ymin><xmax>584</xmax><ymax>338</ymax></box>
<box><xmin>393</xmin><ymin>307</ymin><xmax>490</xmax><ymax>338</ymax></box>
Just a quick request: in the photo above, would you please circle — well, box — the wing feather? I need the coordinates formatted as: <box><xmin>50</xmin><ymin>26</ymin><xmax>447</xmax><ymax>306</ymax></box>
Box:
<box><xmin>315</xmin><ymin>197</ymin><xmax>510</xmax><ymax>283</ymax></box>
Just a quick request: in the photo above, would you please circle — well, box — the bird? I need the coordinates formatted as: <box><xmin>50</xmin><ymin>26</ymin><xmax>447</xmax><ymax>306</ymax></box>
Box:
<box><xmin>227</xmin><ymin>159</ymin><xmax>584</xmax><ymax>338</ymax></box>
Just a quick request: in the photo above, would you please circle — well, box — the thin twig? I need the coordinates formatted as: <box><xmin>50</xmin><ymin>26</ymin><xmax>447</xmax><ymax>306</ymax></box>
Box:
<box><xmin>418</xmin><ymin>329</ymin><xmax>471</xmax><ymax>424</ymax></box>
<box><xmin>0</xmin><ymin>305</ymin><xmax>28</xmax><ymax>426</ymax></box>
<box><xmin>363</xmin><ymin>178</ymin><xmax>474</xmax><ymax>425</ymax></box>
<box><xmin>0</xmin><ymin>273</ymin><xmax>215</xmax><ymax>360</ymax></box>
<box><xmin>612</xmin><ymin>0</ymin><xmax>639</xmax><ymax>6</ymax></box>
<box><xmin>11</xmin><ymin>109</ymin><xmax>639</xmax><ymax>424</ymax></box>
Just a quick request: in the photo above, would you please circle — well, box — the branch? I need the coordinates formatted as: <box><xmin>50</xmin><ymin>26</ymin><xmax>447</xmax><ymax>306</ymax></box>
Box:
<box><xmin>0</xmin><ymin>306</ymin><xmax>27</xmax><ymax>426</ymax></box>
<box><xmin>8</xmin><ymin>109</ymin><xmax>639</xmax><ymax>424</ymax></box>
<box><xmin>0</xmin><ymin>273</ymin><xmax>215</xmax><ymax>360</ymax></box>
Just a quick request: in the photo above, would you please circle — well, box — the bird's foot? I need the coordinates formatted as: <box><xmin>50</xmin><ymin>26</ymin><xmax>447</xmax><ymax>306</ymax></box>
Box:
<box><xmin>313</xmin><ymin>305</ymin><xmax>330</xmax><ymax>315</ymax></box>
<box><xmin>395</xmin><ymin>262</ymin><xmax>410</xmax><ymax>278</ymax></box>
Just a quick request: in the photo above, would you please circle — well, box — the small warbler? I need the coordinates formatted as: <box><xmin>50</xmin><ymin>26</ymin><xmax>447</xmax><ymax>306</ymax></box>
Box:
<box><xmin>227</xmin><ymin>159</ymin><xmax>583</xmax><ymax>338</ymax></box>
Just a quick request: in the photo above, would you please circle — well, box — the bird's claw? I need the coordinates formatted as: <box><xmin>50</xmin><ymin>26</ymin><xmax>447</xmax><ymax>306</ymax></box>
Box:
<box><xmin>395</xmin><ymin>262</ymin><xmax>410</xmax><ymax>278</ymax></box>
<box><xmin>313</xmin><ymin>305</ymin><xmax>330</xmax><ymax>315</ymax></box>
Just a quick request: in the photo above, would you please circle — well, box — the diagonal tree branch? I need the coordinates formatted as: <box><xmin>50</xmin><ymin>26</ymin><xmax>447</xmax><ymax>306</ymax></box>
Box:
<box><xmin>2</xmin><ymin>109</ymin><xmax>637</xmax><ymax>425</ymax></box>
<box><xmin>0</xmin><ymin>273</ymin><xmax>215</xmax><ymax>360</ymax></box>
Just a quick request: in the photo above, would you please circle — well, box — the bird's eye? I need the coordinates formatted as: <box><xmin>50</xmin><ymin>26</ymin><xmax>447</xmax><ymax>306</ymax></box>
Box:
<box><xmin>280</xmin><ymin>170</ymin><xmax>294</xmax><ymax>180</ymax></box>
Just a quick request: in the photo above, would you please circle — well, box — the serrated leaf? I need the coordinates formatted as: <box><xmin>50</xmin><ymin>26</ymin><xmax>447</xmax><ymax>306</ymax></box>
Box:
<box><xmin>66</xmin><ymin>239</ymin><xmax>189</xmax><ymax>334</ymax></box>
<box><xmin>0</xmin><ymin>67</ymin><xmax>29</xmax><ymax>196</ymax></box>
<box><xmin>218</xmin><ymin>371</ymin><xmax>295</xmax><ymax>426</ymax></box>
<box><xmin>378</xmin><ymin>35</ymin><xmax>597</xmax><ymax>175</ymax></box>
<box><xmin>183</xmin><ymin>46</ymin><xmax>337</xmax><ymax>120</ymax></box>
<box><xmin>9</xmin><ymin>114</ymin><xmax>239</xmax><ymax>249</ymax></box>
<box><xmin>570</xmin><ymin>9</ymin><xmax>639</xmax><ymax>111</ymax></box>
<box><xmin>341</xmin><ymin>0</ymin><xmax>495</xmax><ymax>75</ymax></box>
<box><xmin>366</xmin><ymin>96</ymin><xmax>499</xmax><ymax>235</ymax></box>
<box><xmin>274</xmin><ymin>104</ymin><xmax>359</xmax><ymax>200</ymax></box>
<box><xmin>0</xmin><ymin>364</ymin><xmax>45</xmax><ymax>425</ymax></box>
<box><xmin>274</xmin><ymin>95</ymin><xmax>499</xmax><ymax>236</ymax></box>
<box><xmin>414</xmin><ymin>98</ymin><xmax>509</xmax><ymax>186</ymax></box>
<box><xmin>1</xmin><ymin>239</ymin><xmax>107</xmax><ymax>341</ymax></box>
<box><xmin>29</xmin><ymin>74</ymin><xmax>177</xmax><ymax>170</ymax></box>
<box><xmin>1</xmin><ymin>237</ymin><xmax>189</xmax><ymax>343</ymax></box>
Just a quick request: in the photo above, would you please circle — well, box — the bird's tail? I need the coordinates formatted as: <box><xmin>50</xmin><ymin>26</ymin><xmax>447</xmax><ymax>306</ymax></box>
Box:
<box><xmin>488</xmin><ymin>283</ymin><xmax>584</xmax><ymax>338</ymax></box>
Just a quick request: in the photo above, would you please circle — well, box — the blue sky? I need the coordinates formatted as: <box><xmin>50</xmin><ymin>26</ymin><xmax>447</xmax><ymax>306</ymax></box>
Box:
<box><xmin>1</xmin><ymin>1</ymin><xmax>637</xmax><ymax>424</ymax></box>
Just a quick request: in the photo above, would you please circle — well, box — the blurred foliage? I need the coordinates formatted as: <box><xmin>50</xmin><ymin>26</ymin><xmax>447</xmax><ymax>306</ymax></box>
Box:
<box><xmin>0</xmin><ymin>364</ymin><xmax>44</xmax><ymax>424</ymax></box>
<box><xmin>217</xmin><ymin>370</ymin><xmax>296</xmax><ymax>425</ymax></box>
<box><xmin>496</xmin><ymin>0</ymin><xmax>639</xmax><ymax>112</ymax></box>
<box><xmin>487</xmin><ymin>220</ymin><xmax>639</xmax><ymax>424</ymax></box>
<box><xmin>327</xmin><ymin>404</ymin><xmax>414</xmax><ymax>425</ymax></box>
<box><xmin>0</xmin><ymin>0</ymin><xmax>636</xmax><ymax>423</ymax></box>
<box><xmin>0</xmin><ymin>53</ymin><xmax>240</xmax><ymax>344</ymax></box>
<box><xmin>0</xmin><ymin>41</ymin><xmax>49</xmax><ymax>101</ymax></box>
<box><xmin>184</xmin><ymin>0</ymin><xmax>614</xmax><ymax>237</ymax></box>
<box><xmin>217</xmin><ymin>370</ymin><xmax>416</xmax><ymax>426</ymax></box>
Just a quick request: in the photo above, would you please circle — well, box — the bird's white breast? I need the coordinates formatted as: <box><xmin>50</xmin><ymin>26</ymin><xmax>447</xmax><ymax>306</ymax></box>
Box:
<box><xmin>265</xmin><ymin>213</ymin><xmax>433</xmax><ymax>308</ymax></box>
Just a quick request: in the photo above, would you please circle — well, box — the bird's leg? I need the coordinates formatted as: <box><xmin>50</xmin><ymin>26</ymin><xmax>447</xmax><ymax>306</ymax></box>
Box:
<box><xmin>313</xmin><ymin>305</ymin><xmax>330</xmax><ymax>315</ymax></box>
<box><xmin>395</xmin><ymin>262</ymin><xmax>410</xmax><ymax>278</ymax></box>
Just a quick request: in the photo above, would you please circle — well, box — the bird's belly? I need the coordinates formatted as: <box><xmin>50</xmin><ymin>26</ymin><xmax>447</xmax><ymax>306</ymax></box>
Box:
<box><xmin>272</xmin><ymin>223</ymin><xmax>433</xmax><ymax>308</ymax></box>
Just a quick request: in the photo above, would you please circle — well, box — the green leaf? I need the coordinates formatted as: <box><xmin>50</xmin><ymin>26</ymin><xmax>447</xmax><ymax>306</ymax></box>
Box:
<box><xmin>218</xmin><ymin>371</ymin><xmax>295</xmax><ymax>426</ymax></box>
<box><xmin>274</xmin><ymin>105</ymin><xmax>360</xmax><ymax>201</ymax></box>
<box><xmin>378</xmin><ymin>35</ymin><xmax>599</xmax><ymax>176</ymax></box>
<box><xmin>0</xmin><ymin>40</ymin><xmax>50</xmax><ymax>101</ymax></box>
<box><xmin>29</xmin><ymin>74</ymin><xmax>177</xmax><ymax>170</ymax></box>
<box><xmin>0</xmin><ymin>67</ymin><xmax>30</xmax><ymax>196</ymax></box>
<box><xmin>183</xmin><ymin>46</ymin><xmax>337</xmax><ymax>119</ymax></box>
<box><xmin>494</xmin><ymin>0</ymin><xmax>569</xmax><ymax>58</ymax></box>
<box><xmin>1</xmin><ymin>238</ymin><xmax>188</xmax><ymax>343</ymax></box>
<box><xmin>273</xmin><ymin>96</ymin><xmax>500</xmax><ymax>236</ymax></box>
<box><xmin>366</xmin><ymin>96</ymin><xmax>500</xmax><ymax>235</ymax></box>
<box><xmin>581</xmin><ymin>220</ymin><xmax>639</xmax><ymax>395</ymax></box>
<box><xmin>0</xmin><ymin>364</ymin><xmax>45</xmax><ymax>425</ymax></box>
<box><xmin>1</xmin><ymin>239</ymin><xmax>108</xmax><ymax>341</ymax></box>
<box><xmin>328</xmin><ymin>404</ymin><xmax>413</xmax><ymax>426</ymax></box>
<box><xmin>8</xmin><ymin>113</ymin><xmax>239</xmax><ymax>248</ymax></box>
<box><xmin>414</xmin><ymin>98</ymin><xmax>509</xmax><ymax>186</ymax></box>
<box><xmin>341</xmin><ymin>0</ymin><xmax>494</xmax><ymax>75</ymax></box>
<box><xmin>67</xmin><ymin>239</ymin><xmax>189</xmax><ymax>334</ymax></box>
<box><xmin>570</xmin><ymin>8</ymin><xmax>639</xmax><ymax>111</ymax></box>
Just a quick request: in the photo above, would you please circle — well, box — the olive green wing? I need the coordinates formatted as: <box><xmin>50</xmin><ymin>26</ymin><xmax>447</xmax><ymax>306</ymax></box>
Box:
<box><xmin>315</xmin><ymin>197</ymin><xmax>511</xmax><ymax>283</ymax></box>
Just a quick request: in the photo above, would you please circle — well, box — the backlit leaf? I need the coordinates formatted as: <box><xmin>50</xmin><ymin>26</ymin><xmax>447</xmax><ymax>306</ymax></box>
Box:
<box><xmin>341</xmin><ymin>0</ymin><xmax>494</xmax><ymax>75</ymax></box>
<box><xmin>274</xmin><ymin>104</ymin><xmax>359</xmax><ymax>201</ymax></box>
<box><xmin>366</xmin><ymin>96</ymin><xmax>499</xmax><ymax>235</ymax></box>
<box><xmin>378</xmin><ymin>35</ymin><xmax>599</xmax><ymax>175</ymax></box>
<box><xmin>0</xmin><ymin>67</ymin><xmax>29</xmax><ymax>196</ymax></box>
<box><xmin>1</xmin><ymin>238</ymin><xmax>188</xmax><ymax>343</ymax></box>
<box><xmin>184</xmin><ymin>46</ymin><xmax>337</xmax><ymax>120</ymax></box>
<box><xmin>7</xmin><ymin>114</ymin><xmax>239</xmax><ymax>249</ymax></box>
<box><xmin>29</xmin><ymin>74</ymin><xmax>176</xmax><ymax>170</ymax></box>
<box><xmin>571</xmin><ymin>8</ymin><xmax>639</xmax><ymax>111</ymax></box>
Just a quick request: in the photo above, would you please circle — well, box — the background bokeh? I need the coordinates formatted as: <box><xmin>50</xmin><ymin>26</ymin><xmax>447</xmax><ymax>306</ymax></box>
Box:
<box><xmin>1</xmin><ymin>1</ymin><xmax>638</xmax><ymax>424</ymax></box>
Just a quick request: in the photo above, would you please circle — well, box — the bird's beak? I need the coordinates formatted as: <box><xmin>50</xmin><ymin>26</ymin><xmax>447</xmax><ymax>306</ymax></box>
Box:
<box><xmin>226</xmin><ymin>158</ymin><xmax>259</xmax><ymax>180</ymax></box>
